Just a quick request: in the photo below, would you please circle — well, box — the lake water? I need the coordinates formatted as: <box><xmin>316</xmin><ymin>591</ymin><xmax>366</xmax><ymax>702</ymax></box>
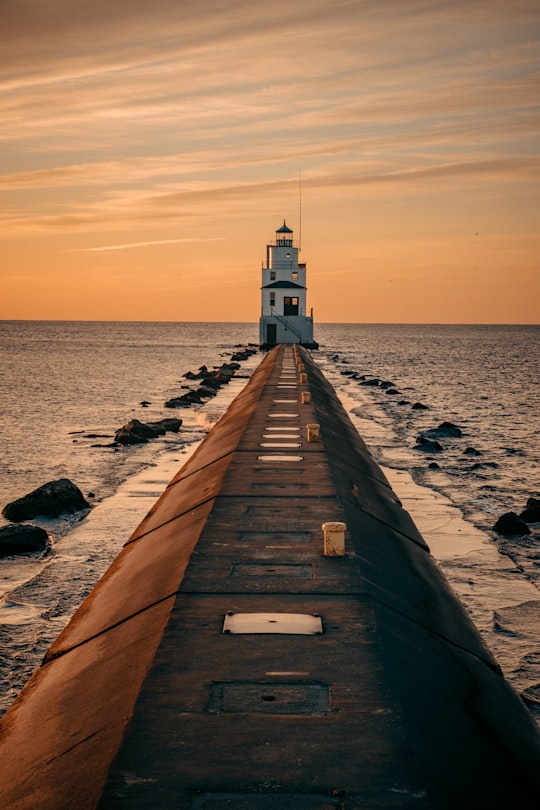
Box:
<box><xmin>0</xmin><ymin>321</ymin><xmax>538</xmax><ymax>720</ymax></box>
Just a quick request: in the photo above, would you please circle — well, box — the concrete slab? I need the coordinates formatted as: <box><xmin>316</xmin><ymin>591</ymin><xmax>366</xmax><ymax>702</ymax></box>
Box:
<box><xmin>0</xmin><ymin>344</ymin><xmax>539</xmax><ymax>810</ymax></box>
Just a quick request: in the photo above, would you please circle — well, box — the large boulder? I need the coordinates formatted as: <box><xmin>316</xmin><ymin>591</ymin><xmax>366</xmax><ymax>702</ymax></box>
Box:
<box><xmin>414</xmin><ymin>436</ymin><xmax>444</xmax><ymax>453</ymax></box>
<box><xmin>115</xmin><ymin>419</ymin><xmax>159</xmax><ymax>444</ymax></box>
<box><xmin>214</xmin><ymin>362</ymin><xmax>239</xmax><ymax>382</ymax></box>
<box><xmin>0</xmin><ymin>523</ymin><xmax>49</xmax><ymax>557</ymax></box>
<box><xmin>3</xmin><ymin>478</ymin><xmax>90</xmax><ymax>522</ymax></box>
<box><xmin>151</xmin><ymin>418</ymin><xmax>182</xmax><ymax>434</ymax></box>
<box><xmin>520</xmin><ymin>497</ymin><xmax>540</xmax><ymax>523</ymax></box>
<box><xmin>197</xmin><ymin>385</ymin><xmax>218</xmax><ymax>398</ymax></box>
<box><xmin>115</xmin><ymin>418</ymin><xmax>182</xmax><ymax>444</ymax></box>
<box><xmin>425</xmin><ymin>421</ymin><xmax>462</xmax><ymax>438</ymax></box>
<box><xmin>199</xmin><ymin>376</ymin><xmax>222</xmax><ymax>390</ymax></box>
<box><xmin>493</xmin><ymin>512</ymin><xmax>531</xmax><ymax>536</ymax></box>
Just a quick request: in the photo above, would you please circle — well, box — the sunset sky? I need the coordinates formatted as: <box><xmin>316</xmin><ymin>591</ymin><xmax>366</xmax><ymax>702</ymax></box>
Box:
<box><xmin>1</xmin><ymin>0</ymin><xmax>538</xmax><ymax>323</ymax></box>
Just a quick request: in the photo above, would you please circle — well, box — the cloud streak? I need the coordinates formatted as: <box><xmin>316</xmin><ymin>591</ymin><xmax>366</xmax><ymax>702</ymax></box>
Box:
<box><xmin>70</xmin><ymin>237</ymin><xmax>227</xmax><ymax>252</ymax></box>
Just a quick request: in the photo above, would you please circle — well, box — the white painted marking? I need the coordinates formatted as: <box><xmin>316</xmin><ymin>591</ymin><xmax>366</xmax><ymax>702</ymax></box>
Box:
<box><xmin>223</xmin><ymin>612</ymin><xmax>323</xmax><ymax>635</ymax></box>
<box><xmin>262</xmin><ymin>434</ymin><xmax>301</xmax><ymax>439</ymax></box>
<box><xmin>260</xmin><ymin>442</ymin><xmax>302</xmax><ymax>448</ymax></box>
<box><xmin>266</xmin><ymin>671</ymin><xmax>311</xmax><ymax>676</ymax></box>
<box><xmin>265</xmin><ymin>426</ymin><xmax>300</xmax><ymax>431</ymax></box>
<box><xmin>257</xmin><ymin>455</ymin><xmax>304</xmax><ymax>462</ymax></box>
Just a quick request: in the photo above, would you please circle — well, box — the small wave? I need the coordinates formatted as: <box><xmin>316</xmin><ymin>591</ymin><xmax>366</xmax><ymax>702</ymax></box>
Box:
<box><xmin>0</xmin><ymin>599</ymin><xmax>43</xmax><ymax>625</ymax></box>
<box><xmin>493</xmin><ymin>603</ymin><xmax>540</xmax><ymax>679</ymax></box>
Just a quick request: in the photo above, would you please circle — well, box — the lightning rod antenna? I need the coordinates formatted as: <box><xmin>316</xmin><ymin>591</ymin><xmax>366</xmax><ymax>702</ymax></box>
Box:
<box><xmin>298</xmin><ymin>168</ymin><xmax>302</xmax><ymax>252</ymax></box>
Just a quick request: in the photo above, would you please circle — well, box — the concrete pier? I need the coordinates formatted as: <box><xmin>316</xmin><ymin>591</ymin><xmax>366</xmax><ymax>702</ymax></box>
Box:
<box><xmin>0</xmin><ymin>346</ymin><xmax>539</xmax><ymax>809</ymax></box>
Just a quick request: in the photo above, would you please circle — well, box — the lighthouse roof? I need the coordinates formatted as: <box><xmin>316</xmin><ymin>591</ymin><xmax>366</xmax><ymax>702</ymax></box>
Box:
<box><xmin>276</xmin><ymin>220</ymin><xmax>293</xmax><ymax>234</ymax></box>
<box><xmin>263</xmin><ymin>280</ymin><xmax>303</xmax><ymax>289</ymax></box>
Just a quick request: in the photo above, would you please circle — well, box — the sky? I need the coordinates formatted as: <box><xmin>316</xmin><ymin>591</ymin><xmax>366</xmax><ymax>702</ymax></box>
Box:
<box><xmin>1</xmin><ymin>0</ymin><xmax>539</xmax><ymax>323</ymax></box>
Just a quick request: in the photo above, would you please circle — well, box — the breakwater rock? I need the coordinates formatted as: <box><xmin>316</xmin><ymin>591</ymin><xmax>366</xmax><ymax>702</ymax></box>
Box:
<box><xmin>114</xmin><ymin>418</ymin><xmax>182</xmax><ymax>445</ymax></box>
<box><xmin>493</xmin><ymin>498</ymin><xmax>539</xmax><ymax>536</ymax></box>
<box><xmin>424</xmin><ymin>421</ymin><xmax>463</xmax><ymax>438</ymax></box>
<box><xmin>2</xmin><ymin>478</ymin><xmax>90</xmax><ymax>522</ymax></box>
<box><xmin>0</xmin><ymin>523</ymin><xmax>50</xmax><ymax>557</ymax></box>
<box><xmin>414</xmin><ymin>436</ymin><xmax>444</xmax><ymax>453</ymax></box>
<box><xmin>520</xmin><ymin>497</ymin><xmax>540</xmax><ymax>523</ymax></box>
<box><xmin>493</xmin><ymin>512</ymin><xmax>531</xmax><ymax>536</ymax></box>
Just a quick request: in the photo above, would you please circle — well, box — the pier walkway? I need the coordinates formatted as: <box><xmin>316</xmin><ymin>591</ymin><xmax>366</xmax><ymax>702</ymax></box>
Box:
<box><xmin>0</xmin><ymin>346</ymin><xmax>539</xmax><ymax>809</ymax></box>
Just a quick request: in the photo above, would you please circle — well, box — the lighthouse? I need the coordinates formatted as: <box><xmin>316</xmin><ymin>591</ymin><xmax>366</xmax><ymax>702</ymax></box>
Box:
<box><xmin>259</xmin><ymin>220</ymin><xmax>318</xmax><ymax>349</ymax></box>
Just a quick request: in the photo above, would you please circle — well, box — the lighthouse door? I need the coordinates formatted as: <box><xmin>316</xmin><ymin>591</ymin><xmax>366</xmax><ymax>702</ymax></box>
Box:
<box><xmin>266</xmin><ymin>324</ymin><xmax>277</xmax><ymax>345</ymax></box>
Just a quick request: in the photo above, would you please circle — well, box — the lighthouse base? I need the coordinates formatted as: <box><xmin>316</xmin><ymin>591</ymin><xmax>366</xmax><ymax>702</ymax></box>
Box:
<box><xmin>259</xmin><ymin>314</ymin><xmax>317</xmax><ymax>350</ymax></box>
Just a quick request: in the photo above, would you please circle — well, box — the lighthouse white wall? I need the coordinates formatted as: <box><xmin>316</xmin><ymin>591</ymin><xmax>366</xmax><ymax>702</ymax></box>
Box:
<box><xmin>259</xmin><ymin>315</ymin><xmax>315</xmax><ymax>347</ymax></box>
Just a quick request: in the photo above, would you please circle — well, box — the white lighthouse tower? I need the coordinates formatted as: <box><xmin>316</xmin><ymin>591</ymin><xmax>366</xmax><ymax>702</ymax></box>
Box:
<box><xmin>259</xmin><ymin>220</ymin><xmax>317</xmax><ymax>348</ymax></box>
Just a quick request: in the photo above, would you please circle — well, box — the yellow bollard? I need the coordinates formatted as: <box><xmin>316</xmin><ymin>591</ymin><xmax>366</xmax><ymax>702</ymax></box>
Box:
<box><xmin>299</xmin><ymin>372</ymin><xmax>307</xmax><ymax>384</ymax></box>
<box><xmin>322</xmin><ymin>522</ymin><xmax>346</xmax><ymax>556</ymax></box>
<box><xmin>306</xmin><ymin>423</ymin><xmax>320</xmax><ymax>442</ymax></box>
<box><xmin>301</xmin><ymin>391</ymin><xmax>311</xmax><ymax>404</ymax></box>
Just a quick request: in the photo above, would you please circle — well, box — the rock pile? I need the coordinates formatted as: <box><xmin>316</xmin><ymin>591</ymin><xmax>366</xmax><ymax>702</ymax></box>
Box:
<box><xmin>165</xmin><ymin>362</ymin><xmax>240</xmax><ymax>409</ymax></box>
<box><xmin>1</xmin><ymin>478</ymin><xmax>89</xmax><ymax>557</ymax></box>
<box><xmin>230</xmin><ymin>347</ymin><xmax>258</xmax><ymax>362</ymax></box>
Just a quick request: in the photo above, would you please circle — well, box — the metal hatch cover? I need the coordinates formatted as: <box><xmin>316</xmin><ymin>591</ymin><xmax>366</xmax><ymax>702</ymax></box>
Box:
<box><xmin>222</xmin><ymin>612</ymin><xmax>323</xmax><ymax>635</ymax></box>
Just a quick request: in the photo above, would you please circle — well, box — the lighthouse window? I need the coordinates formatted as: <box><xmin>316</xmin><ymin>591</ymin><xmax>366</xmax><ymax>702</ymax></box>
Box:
<box><xmin>270</xmin><ymin>271</ymin><xmax>276</xmax><ymax>281</ymax></box>
<box><xmin>292</xmin><ymin>271</ymin><xmax>298</xmax><ymax>281</ymax></box>
<box><xmin>270</xmin><ymin>293</ymin><xmax>276</xmax><ymax>306</ymax></box>
<box><xmin>283</xmin><ymin>297</ymin><xmax>299</xmax><ymax>316</ymax></box>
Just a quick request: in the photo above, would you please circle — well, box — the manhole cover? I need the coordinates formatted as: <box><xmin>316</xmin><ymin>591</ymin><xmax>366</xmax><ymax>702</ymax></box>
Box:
<box><xmin>251</xmin><ymin>482</ymin><xmax>308</xmax><ymax>490</ymax></box>
<box><xmin>230</xmin><ymin>563</ymin><xmax>311</xmax><ymax>578</ymax></box>
<box><xmin>239</xmin><ymin>531</ymin><xmax>311</xmax><ymax>543</ymax></box>
<box><xmin>207</xmin><ymin>681</ymin><xmax>330</xmax><ymax>714</ymax></box>
<box><xmin>191</xmin><ymin>794</ymin><xmax>340</xmax><ymax>808</ymax></box>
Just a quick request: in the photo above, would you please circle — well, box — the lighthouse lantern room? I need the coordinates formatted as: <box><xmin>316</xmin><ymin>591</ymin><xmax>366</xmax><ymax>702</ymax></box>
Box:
<box><xmin>259</xmin><ymin>221</ymin><xmax>317</xmax><ymax>349</ymax></box>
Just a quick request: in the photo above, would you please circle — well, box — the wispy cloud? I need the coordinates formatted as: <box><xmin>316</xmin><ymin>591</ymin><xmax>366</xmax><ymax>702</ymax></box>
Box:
<box><xmin>1</xmin><ymin>0</ymin><xmax>539</xmax><ymax>321</ymax></box>
<box><xmin>2</xmin><ymin>154</ymin><xmax>538</xmax><ymax>239</ymax></box>
<box><xmin>69</xmin><ymin>236</ymin><xmax>227</xmax><ymax>252</ymax></box>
